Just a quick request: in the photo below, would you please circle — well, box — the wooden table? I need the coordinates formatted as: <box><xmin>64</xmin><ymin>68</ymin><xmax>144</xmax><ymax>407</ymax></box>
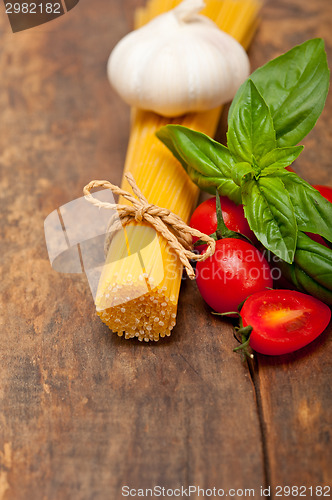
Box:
<box><xmin>0</xmin><ymin>1</ymin><xmax>331</xmax><ymax>498</ymax></box>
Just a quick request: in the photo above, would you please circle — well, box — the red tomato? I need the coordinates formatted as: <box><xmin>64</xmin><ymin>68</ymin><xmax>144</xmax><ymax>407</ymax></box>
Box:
<box><xmin>285</xmin><ymin>166</ymin><xmax>295</xmax><ymax>172</ymax></box>
<box><xmin>307</xmin><ymin>185</ymin><xmax>332</xmax><ymax>247</ymax></box>
<box><xmin>241</xmin><ymin>290</ymin><xmax>331</xmax><ymax>355</ymax></box>
<box><xmin>196</xmin><ymin>239</ymin><xmax>273</xmax><ymax>314</ymax></box>
<box><xmin>190</xmin><ymin>196</ymin><xmax>255</xmax><ymax>251</ymax></box>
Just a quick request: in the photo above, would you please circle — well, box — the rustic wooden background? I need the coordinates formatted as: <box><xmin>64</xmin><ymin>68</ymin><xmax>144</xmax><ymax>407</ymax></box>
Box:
<box><xmin>0</xmin><ymin>0</ymin><xmax>331</xmax><ymax>499</ymax></box>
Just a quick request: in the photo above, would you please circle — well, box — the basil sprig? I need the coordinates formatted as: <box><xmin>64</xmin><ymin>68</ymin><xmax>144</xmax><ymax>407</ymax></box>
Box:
<box><xmin>229</xmin><ymin>38</ymin><xmax>330</xmax><ymax>148</ymax></box>
<box><xmin>156</xmin><ymin>39</ymin><xmax>331</xmax><ymax>264</ymax></box>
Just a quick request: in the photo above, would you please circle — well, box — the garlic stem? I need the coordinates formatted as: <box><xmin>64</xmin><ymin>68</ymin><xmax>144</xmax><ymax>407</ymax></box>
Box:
<box><xmin>174</xmin><ymin>0</ymin><xmax>206</xmax><ymax>23</ymax></box>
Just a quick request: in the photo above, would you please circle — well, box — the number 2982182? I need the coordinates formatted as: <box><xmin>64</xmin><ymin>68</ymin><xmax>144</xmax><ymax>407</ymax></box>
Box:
<box><xmin>5</xmin><ymin>2</ymin><xmax>62</xmax><ymax>14</ymax></box>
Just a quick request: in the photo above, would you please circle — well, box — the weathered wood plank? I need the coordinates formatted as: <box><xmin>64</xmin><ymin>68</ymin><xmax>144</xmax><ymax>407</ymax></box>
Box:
<box><xmin>251</xmin><ymin>0</ymin><xmax>332</xmax><ymax>495</ymax></box>
<box><xmin>0</xmin><ymin>1</ymin><xmax>266</xmax><ymax>499</ymax></box>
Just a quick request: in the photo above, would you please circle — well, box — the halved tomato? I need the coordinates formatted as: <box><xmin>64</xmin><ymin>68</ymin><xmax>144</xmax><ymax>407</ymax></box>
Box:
<box><xmin>241</xmin><ymin>290</ymin><xmax>331</xmax><ymax>355</ymax></box>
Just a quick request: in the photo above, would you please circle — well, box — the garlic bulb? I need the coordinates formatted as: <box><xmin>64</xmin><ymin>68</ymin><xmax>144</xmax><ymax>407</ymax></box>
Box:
<box><xmin>107</xmin><ymin>0</ymin><xmax>250</xmax><ymax>117</ymax></box>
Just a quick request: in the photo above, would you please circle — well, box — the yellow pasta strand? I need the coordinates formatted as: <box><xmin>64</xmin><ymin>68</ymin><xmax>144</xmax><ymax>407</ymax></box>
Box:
<box><xmin>96</xmin><ymin>0</ymin><xmax>262</xmax><ymax>341</ymax></box>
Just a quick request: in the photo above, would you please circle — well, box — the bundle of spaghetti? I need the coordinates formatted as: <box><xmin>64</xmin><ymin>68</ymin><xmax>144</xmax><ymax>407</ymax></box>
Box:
<box><xmin>95</xmin><ymin>0</ymin><xmax>261</xmax><ymax>341</ymax></box>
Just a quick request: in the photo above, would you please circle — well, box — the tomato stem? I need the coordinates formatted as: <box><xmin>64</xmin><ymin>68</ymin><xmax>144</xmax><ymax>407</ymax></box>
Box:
<box><xmin>193</xmin><ymin>193</ymin><xmax>253</xmax><ymax>247</ymax></box>
<box><xmin>213</xmin><ymin>310</ymin><xmax>254</xmax><ymax>359</ymax></box>
<box><xmin>212</xmin><ymin>311</ymin><xmax>241</xmax><ymax>318</ymax></box>
<box><xmin>233</xmin><ymin>325</ymin><xmax>254</xmax><ymax>359</ymax></box>
<box><xmin>233</xmin><ymin>338</ymin><xmax>252</xmax><ymax>355</ymax></box>
<box><xmin>215</xmin><ymin>190</ymin><xmax>253</xmax><ymax>243</ymax></box>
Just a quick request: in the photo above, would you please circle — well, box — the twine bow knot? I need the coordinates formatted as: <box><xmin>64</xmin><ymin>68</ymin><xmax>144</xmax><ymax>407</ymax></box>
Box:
<box><xmin>83</xmin><ymin>173</ymin><xmax>216</xmax><ymax>279</ymax></box>
<box><xmin>135</xmin><ymin>204</ymin><xmax>152</xmax><ymax>222</ymax></box>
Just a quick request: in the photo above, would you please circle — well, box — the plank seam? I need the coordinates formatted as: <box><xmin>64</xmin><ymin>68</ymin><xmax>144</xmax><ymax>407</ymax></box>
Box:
<box><xmin>247</xmin><ymin>358</ymin><xmax>272</xmax><ymax>499</ymax></box>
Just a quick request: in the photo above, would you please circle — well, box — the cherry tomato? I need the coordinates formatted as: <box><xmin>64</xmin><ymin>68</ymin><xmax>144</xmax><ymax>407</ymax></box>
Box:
<box><xmin>196</xmin><ymin>238</ymin><xmax>273</xmax><ymax>314</ymax></box>
<box><xmin>241</xmin><ymin>289</ymin><xmax>331</xmax><ymax>355</ymax></box>
<box><xmin>190</xmin><ymin>196</ymin><xmax>255</xmax><ymax>251</ymax></box>
<box><xmin>307</xmin><ymin>185</ymin><xmax>332</xmax><ymax>247</ymax></box>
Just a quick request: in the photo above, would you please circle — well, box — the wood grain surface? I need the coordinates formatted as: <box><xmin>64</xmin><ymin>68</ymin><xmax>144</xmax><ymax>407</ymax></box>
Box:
<box><xmin>0</xmin><ymin>1</ymin><xmax>331</xmax><ymax>499</ymax></box>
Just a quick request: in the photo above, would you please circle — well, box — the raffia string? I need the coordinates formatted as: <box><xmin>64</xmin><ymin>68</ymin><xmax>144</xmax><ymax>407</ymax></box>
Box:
<box><xmin>83</xmin><ymin>173</ymin><xmax>216</xmax><ymax>279</ymax></box>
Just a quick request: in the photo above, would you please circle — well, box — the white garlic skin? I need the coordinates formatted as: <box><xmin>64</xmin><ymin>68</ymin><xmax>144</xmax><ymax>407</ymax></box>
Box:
<box><xmin>107</xmin><ymin>0</ymin><xmax>250</xmax><ymax>117</ymax></box>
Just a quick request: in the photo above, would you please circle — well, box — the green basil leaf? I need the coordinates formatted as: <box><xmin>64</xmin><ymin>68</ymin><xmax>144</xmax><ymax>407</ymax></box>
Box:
<box><xmin>230</xmin><ymin>162</ymin><xmax>253</xmax><ymax>186</ymax></box>
<box><xmin>227</xmin><ymin>80</ymin><xmax>276</xmax><ymax>163</ymax></box>
<box><xmin>277</xmin><ymin>232</ymin><xmax>332</xmax><ymax>305</ymax></box>
<box><xmin>157</xmin><ymin>125</ymin><xmax>234</xmax><ymax>177</ymax></box>
<box><xmin>242</xmin><ymin>176</ymin><xmax>297</xmax><ymax>263</ymax></box>
<box><xmin>229</xmin><ymin>39</ymin><xmax>330</xmax><ymax>148</ymax></box>
<box><xmin>268</xmin><ymin>170</ymin><xmax>332</xmax><ymax>242</ymax></box>
<box><xmin>185</xmin><ymin>165</ymin><xmax>242</xmax><ymax>203</ymax></box>
<box><xmin>294</xmin><ymin>231</ymin><xmax>332</xmax><ymax>291</ymax></box>
<box><xmin>156</xmin><ymin>125</ymin><xmax>242</xmax><ymax>203</ymax></box>
<box><xmin>260</xmin><ymin>146</ymin><xmax>304</xmax><ymax>170</ymax></box>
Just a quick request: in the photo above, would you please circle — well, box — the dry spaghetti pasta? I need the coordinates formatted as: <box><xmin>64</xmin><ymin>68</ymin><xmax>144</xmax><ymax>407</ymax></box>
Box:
<box><xmin>95</xmin><ymin>0</ymin><xmax>261</xmax><ymax>341</ymax></box>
